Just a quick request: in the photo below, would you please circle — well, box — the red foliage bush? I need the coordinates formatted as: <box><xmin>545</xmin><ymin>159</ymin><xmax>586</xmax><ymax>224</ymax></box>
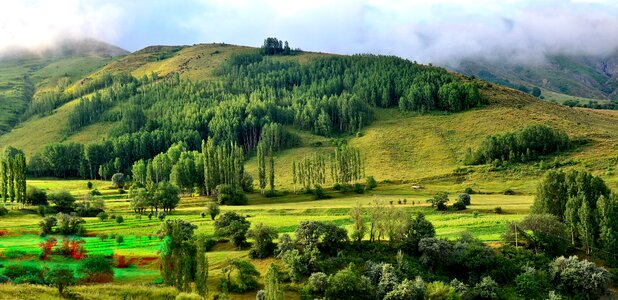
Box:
<box><xmin>71</xmin><ymin>240</ymin><xmax>86</xmax><ymax>259</ymax></box>
<box><xmin>38</xmin><ymin>237</ymin><xmax>57</xmax><ymax>260</ymax></box>
<box><xmin>0</xmin><ymin>230</ymin><xmax>9</xmax><ymax>237</ymax></box>
<box><xmin>113</xmin><ymin>255</ymin><xmax>129</xmax><ymax>268</ymax></box>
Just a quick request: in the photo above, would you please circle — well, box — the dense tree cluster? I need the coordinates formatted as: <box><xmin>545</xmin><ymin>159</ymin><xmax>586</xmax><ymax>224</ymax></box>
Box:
<box><xmin>158</xmin><ymin>220</ymin><xmax>209</xmax><ymax>297</ymax></box>
<box><xmin>260</xmin><ymin>37</ymin><xmax>297</xmax><ymax>55</ymax></box>
<box><xmin>1</xmin><ymin>147</ymin><xmax>27</xmax><ymax>208</ymax></box>
<box><xmin>530</xmin><ymin>170</ymin><xmax>618</xmax><ymax>260</ymax></box>
<box><xmin>466</xmin><ymin>124</ymin><xmax>571</xmax><ymax>165</ymax></box>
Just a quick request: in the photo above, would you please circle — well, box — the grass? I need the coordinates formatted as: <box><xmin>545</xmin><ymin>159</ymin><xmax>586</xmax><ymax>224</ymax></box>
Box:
<box><xmin>0</xmin><ymin>178</ymin><xmax>532</xmax><ymax>298</ymax></box>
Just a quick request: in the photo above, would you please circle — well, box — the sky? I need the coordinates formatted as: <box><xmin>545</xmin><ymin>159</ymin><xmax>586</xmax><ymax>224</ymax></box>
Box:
<box><xmin>1</xmin><ymin>0</ymin><xmax>618</xmax><ymax>65</ymax></box>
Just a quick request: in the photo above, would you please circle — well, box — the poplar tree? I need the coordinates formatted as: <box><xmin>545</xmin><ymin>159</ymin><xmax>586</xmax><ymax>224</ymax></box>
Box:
<box><xmin>268</xmin><ymin>147</ymin><xmax>275</xmax><ymax>193</ymax></box>
<box><xmin>564</xmin><ymin>195</ymin><xmax>581</xmax><ymax>246</ymax></box>
<box><xmin>195</xmin><ymin>235</ymin><xmax>209</xmax><ymax>297</ymax></box>
<box><xmin>578</xmin><ymin>200</ymin><xmax>594</xmax><ymax>255</ymax></box>
<box><xmin>264</xmin><ymin>263</ymin><xmax>284</xmax><ymax>300</ymax></box>
<box><xmin>598</xmin><ymin>194</ymin><xmax>618</xmax><ymax>265</ymax></box>
<box><xmin>257</xmin><ymin>141</ymin><xmax>266</xmax><ymax>195</ymax></box>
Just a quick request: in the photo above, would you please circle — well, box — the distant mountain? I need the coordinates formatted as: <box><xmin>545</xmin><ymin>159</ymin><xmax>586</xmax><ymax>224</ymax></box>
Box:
<box><xmin>0</xmin><ymin>38</ymin><xmax>128</xmax><ymax>60</ymax></box>
<box><xmin>453</xmin><ymin>51</ymin><xmax>618</xmax><ymax>101</ymax></box>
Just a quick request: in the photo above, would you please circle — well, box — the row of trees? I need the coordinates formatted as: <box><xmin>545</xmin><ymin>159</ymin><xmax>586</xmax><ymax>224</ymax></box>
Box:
<box><xmin>465</xmin><ymin>124</ymin><xmax>571</xmax><ymax>165</ymax></box>
<box><xmin>1</xmin><ymin>147</ymin><xmax>27</xmax><ymax>207</ymax></box>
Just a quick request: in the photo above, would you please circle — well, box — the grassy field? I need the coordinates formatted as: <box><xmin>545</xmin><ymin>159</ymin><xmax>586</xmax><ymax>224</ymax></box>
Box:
<box><xmin>0</xmin><ymin>178</ymin><xmax>532</xmax><ymax>299</ymax></box>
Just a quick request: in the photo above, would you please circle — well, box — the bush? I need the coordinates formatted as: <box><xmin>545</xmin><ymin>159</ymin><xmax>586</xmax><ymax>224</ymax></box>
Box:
<box><xmin>0</xmin><ymin>274</ymin><xmax>9</xmax><ymax>283</ymax></box>
<box><xmin>503</xmin><ymin>189</ymin><xmax>515</xmax><ymax>195</ymax></box>
<box><xmin>427</xmin><ymin>192</ymin><xmax>449</xmax><ymax>211</ymax></box>
<box><xmin>56</xmin><ymin>213</ymin><xmax>85</xmax><ymax>235</ymax></box>
<box><xmin>38</xmin><ymin>216</ymin><xmax>57</xmax><ymax>236</ymax></box>
<box><xmin>464</xmin><ymin>187</ymin><xmax>474</xmax><ymax>194</ymax></box>
<box><xmin>97</xmin><ymin>233</ymin><xmax>108</xmax><ymax>241</ymax></box>
<box><xmin>494</xmin><ymin>207</ymin><xmax>503</xmax><ymax>214</ymax></box>
<box><xmin>49</xmin><ymin>190</ymin><xmax>75</xmax><ymax>213</ymax></box>
<box><xmin>216</xmin><ymin>184</ymin><xmax>247</xmax><ymax>205</ymax></box>
<box><xmin>314</xmin><ymin>185</ymin><xmax>329</xmax><ymax>200</ymax></box>
<box><xmin>116</xmin><ymin>235</ymin><xmax>124</xmax><ymax>244</ymax></box>
<box><xmin>97</xmin><ymin>212</ymin><xmax>109</xmax><ymax>221</ymax></box>
<box><xmin>87</xmin><ymin>182</ymin><xmax>93</xmax><ymax>189</ymax></box>
<box><xmin>27</xmin><ymin>186</ymin><xmax>48</xmax><ymax>206</ymax></box>
<box><xmin>206</xmin><ymin>202</ymin><xmax>220</xmax><ymax>220</ymax></box>
<box><xmin>3</xmin><ymin>264</ymin><xmax>43</xmax><ymax>280</ymax></box>
<box><xmin>37</xmin><ymin>205</ymin><xmax>46</xmax><ymax>217</ymax></box>
<box><xmin>473</xmin><ymin>276</ymin><xmax>499</xmax><ymax>299</ymax></box>
<box><xmin>89</xmin><ymin>189</ymin><xmax>102</xmax><ymax>196</ymax></box>
<box><xmin>111</xmin><ymin>173</ymin><xmax>125</xmax><ymax>189</ymax></box>
<box><xmin>116</xmin><ymin>215</ymin><xmax>124</xmax><ymax>224</ymax></box>
<box><xmin>354</xmin><ymin>183</ymin><xmax>365</xmax><ymax>194</ymax></box>
<box><xmin>452</xmin><ymin>201</ymin><xmax>467</xmax><ymax>211</ymax></box>
<box><xmin>332</xmin><ymin>183</ymin><xmax>342</xmax><ymax>191</ymax></box>
<box><xmin>366</xmin><ymin>176</ymin><xmax>378</xmax><ymax>190</ymax></box>
<box><xmin>0</xmin><ymin>206</ymin><xmax>8</xmax><ymax>217</ymax></box>
<box><xmin>458</xmin><ymin>193</ymin><xmax>471</xmax><ymax>205</ymax></box>
<box><xmin>425</xmin><ymin>281</ymin><xmax>459</xmax><ymax>300</ymax></box>
<box><xmin>78</xmin><ymin>255</ymin><xmax>113</xmax><ymax>283</ymax></box>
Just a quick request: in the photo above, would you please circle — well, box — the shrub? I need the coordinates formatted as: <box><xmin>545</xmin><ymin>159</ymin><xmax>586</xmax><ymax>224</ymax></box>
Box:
<box><xmin>464</xmin><ymin>187</ymin><xmax>474</xmax><ymax>194</ymax></box>
<box><xmin>473</xmin><ymin>276</ymin><xmax>499</xmax><ymax>299</ymax></box>
<box><xmin>332</xmin><ymin>183</ymin><xmax>342</xmax><ymax>191</ymax></box>
<box><xmin>78</xmin><ymin>255</ymin><xmax>114</xmax><ymax>283</ymax></box>
<box><xmin>111</xmin><ymin>173</ymin><xmax>125</xmax><ymax>189</ymax></box>
<box><xmin>87</xmin><ymin>181</ymin><xmax>93</xmax><ymax>189</ymax></box>
<box><xmin>427</xmin><ymin>192</ymin><xmax>449</xmax><ymax>211</ymax></box>
<box><xmin>49</xmin><ymin>190</ymin><xmax>76</xmax><ymax>213</ymax></box>
<box><xmin>97</xmin><ymin>212</ymin><xmax>109</xmax><ymax>221</ymax></box>
<box><xmin>116</xmin><ymin>215</ymin><xmax>124</xmax><ymax>224</ymax></box>
<box><xmin>56</xmin><ymin>213</ymin><xmax>85</xmax><ymax>235</ymax></box>
<box><xmin>314</xmin><ymin>185</ymin><xmax>329</xmax><ymax>200</ymax></box>
<box><xmin>549</xmin><ymin>256</ymin><xmax>611</xmax><ymax>299</ymax></box>
<box><xmin>425</xmin><ymin>281</ymin><xmax>459</xmax><ymax>300</ymax></box>
<box><xmin>247</xmin><ymin>223</ymin><xmax>278</xmax><ymax>258</ymax></box>
<box><xmin>39</xmin><ymin>237</ymin><xmax>57</xmax><ymax>260</ymax></box>
<box><xmin>89</xmin><ymin>189</ymin><xmax>102</xmax><ymax>196</ymax></box>
<box><xmin>37</xmin><ymin>205</ymin><xmax>46</xmax><ymax>217</ymax></box>
<box><xmin>97</xmin><ymin>233</ymin><xmax>108</xmax><ymax>241</ymax></box>
<box><xmin>38</xmin><ymin>216</ymin><xmax>57</xmax><ymax>236</ymax></box>
<box><xmin>458</xmin><ymin>193</ymin><xmax>471</xmax><ymax>205</ymax></box>
<box><xmin>366</xmin><ymin>176</ymin><xmax>378</xmax><ymax>190</ymax></box>
<box><xmin>206</xmin><ymin>202</ymin><xmax>220</xmax><ymax>220</ymax></box>
<box><xmin>494</xmin><ymin>207</ymin><xmax>503</xmax><ymax>214</ymax></box>
<box><xmin>503</xmin><ymin>189</ymin><xmax>515</xmax><ymax>195</ymax></box>
<box><xmin>116</xmin><ymin>235</ymin><xmax>124</xmax><ymax>244</ymax></box>
<box><xmin>354</xmin><ymin>183</ymin><xmax>365</xmax><ymax>194</ymax></box>
<box><xmin>452</xmin><ymin>201</ymin><xmax>467</xmax><ymax>211</ymax></box>
<box><xmin>216</xmin><ymin>184</ymin><xmax>247</xmax><ymax>205</ymax></box>
<box><xmin>0</xmin><ymin>206</ymin><xmax>8</xmax><ymax>217</ymax></box>
<box><xmin>3</xmin><ymin>264</ymin><xmax>43</xmax><ymax>280</ymax></box>
<box><xmin>158</xmin><ymin>212</ymin><xmax>167</xmax><ymax>221</ymax></box>
<box><xmin>214</xmin><ymin>212</ymin><xmax>250</xmax><ymax>249</ymax></box>
<box><xmin>0</xmin><ymin>274</ymin><xmax>9</xmax><ymax>283</ymax></box>
<box><xmin>27</xmin><ymin>186</ymin><xmax>48</xmax><ymax>205</ymax></box>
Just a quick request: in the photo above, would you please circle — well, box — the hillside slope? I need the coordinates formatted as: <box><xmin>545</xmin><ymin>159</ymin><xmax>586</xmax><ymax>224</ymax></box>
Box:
<box><xmin>454</xmin><ymin>52</ymin><xmax>618</xmax><ymax>101</ymax></box>
<box><xmin>0</xmin><ymin>39</ymin><xmax>128</xmax><ymax>134</ymax></box>
<box><xmin>2</xmin><ymin>43</ymin><xmax>618</xmax><ymax>189</ymax></box>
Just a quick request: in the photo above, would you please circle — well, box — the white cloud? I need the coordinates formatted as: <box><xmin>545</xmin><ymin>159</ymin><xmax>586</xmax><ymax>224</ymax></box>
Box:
<box><xmin>1</xmin><ymin>0</ymin><xmax>618</xmax><ymax>64</ymax></box>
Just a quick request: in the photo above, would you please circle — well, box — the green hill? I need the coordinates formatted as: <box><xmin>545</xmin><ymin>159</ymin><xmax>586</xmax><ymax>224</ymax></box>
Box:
<box><xmin>0</xmin><ymin>39</ymin><xmax>128</xmax><ymax>134</ymax></box>
<box><xmin>1</xmin><ymin>42</ymin><xmax>617</xmax><ymax>189</ymax></box>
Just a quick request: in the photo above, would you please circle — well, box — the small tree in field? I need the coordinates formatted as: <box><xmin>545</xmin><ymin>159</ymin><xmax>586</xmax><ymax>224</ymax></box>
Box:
<box><xmin>111</xmin><ymin>173</ymin><xmax>125</xmax><ymax>189</ymax></box>
<box><xmin>44</xmin><ymin>267</ymin><xmax>74</xmax><ymax>295</ymax></box>
<box><xmin>427</xmin><ymin>192</ymin><xmax>449</xmax><ymax>211</ymax></box>
<box><xmin>206</xmin><ymin>202</ymin><xmax>220</xmax><ymax>220</ymax></box>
